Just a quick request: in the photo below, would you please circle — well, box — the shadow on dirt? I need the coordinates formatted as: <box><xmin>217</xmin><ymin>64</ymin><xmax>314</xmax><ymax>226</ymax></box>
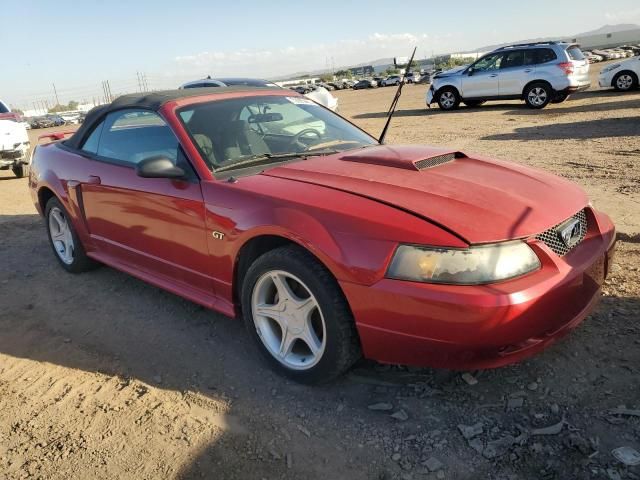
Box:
<box><xmin>483</xmin><ymin>117</ymin><xmax>640</xmax><ymax>141</ymax></box>
<box><xmin>503</xmin><ymin>97</ymin><xmax>640</xmax><ymax>116</ymax></box>
<box><xmin>1</xmin><ymin>213</ymin><xmax>639</xmax><ymax>479</ymax></box>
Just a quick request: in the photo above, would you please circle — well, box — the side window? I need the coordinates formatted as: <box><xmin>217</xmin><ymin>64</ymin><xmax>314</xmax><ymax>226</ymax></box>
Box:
<box><xmin>473</xmin><ymin>53</ymin><xmax>503</xmax><ymax>72</ymax></box>
<box><xmin>534</xmin><ymin>48</ymin><xmax>557</xmax><ymax>64</ymax></box>
<box><xmin>81</xmin><ymin>121</ymin><xmax>104</xmax><ymax>154</ymax></box>
<box><xmin>501</xmin><ymin>50</ymin><xmax>524</xmax><ymax>69</ymax></box>
<box><xmin>524</xmin><ymin>50</ymin><xmax>537</xmax><ymax>66</ymax></box>
<box><xmin>96</xmin><ymin>109</ymin><xmax>179</xmax><ymax>166</ymax></box>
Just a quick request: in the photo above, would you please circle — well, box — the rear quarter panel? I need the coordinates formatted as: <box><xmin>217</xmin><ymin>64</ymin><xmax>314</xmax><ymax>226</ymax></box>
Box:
<box><xmin>30</xmin><ymin>142</ymin><xmax>94</xmax><ymax>247</ymax></box>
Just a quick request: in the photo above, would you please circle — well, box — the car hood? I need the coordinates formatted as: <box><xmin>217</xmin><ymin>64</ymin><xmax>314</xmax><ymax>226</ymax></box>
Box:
<box><xmin>263</xmin><ymin>145</ymin><xmax>588</xmax><ymax>244</ymax></box>
<box><xmin>434</xmin><ymin>65</ymin><xmax>468</xmax><ymax>78</ymax></box>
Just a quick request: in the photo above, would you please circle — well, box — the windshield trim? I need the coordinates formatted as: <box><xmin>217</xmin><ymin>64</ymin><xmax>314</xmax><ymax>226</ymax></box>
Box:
<box><xmin>175</xmin><ymin>95</ymin><xmax>379</xmax><ymax>176</ymax></box>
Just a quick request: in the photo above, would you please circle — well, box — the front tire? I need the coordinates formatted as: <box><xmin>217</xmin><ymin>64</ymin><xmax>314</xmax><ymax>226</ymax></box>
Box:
<box><xmin>241</xmin><ymin>245</ymin><xmax>361</xmax><ymax>384</ymax></box>
<box><xmin>524</xmin><ymin>82</ymin><xmax>552</xmax><ymax>109</ymax></box>
<box><xmin>12</xmin><ymin>163</ymin><xmax>30</xmax><ymax>178</ymax></box>
<box><xmin>613</xmin><ymin>71</ymin><xmax>638</xmax><ymax>91</ymax></box>
<box><xmin>45</xmin><ymin>197</ymin><xmax>99</xmax><ymax>273</ymax></box>
<box><xmin>436</xmin><ymin>87</ymin><xmax>460</xmax><ymax>111</ymax></box>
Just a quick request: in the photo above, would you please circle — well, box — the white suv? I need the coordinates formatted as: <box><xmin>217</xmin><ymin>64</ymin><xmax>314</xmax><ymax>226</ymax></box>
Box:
<box><xmin>0</xmin><ymin>100</ymin><xmax>30</xmax><ymax>178</ymax></box>
<box><xmin>427</xmin><ymin>42</ymin><xmax>590</xmax><ymax>110</ymax></box>
<box><xmin>598</xmin><ymin>55</ymin><xmax>640</xmax><ymax>91</ymax></box>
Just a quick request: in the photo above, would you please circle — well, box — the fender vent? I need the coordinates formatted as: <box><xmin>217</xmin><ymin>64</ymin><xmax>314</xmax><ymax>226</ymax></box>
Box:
<box><xmin>414</xmin><ymin>151</ymin><xmax>466</xmax><ymax>170</ymax></box>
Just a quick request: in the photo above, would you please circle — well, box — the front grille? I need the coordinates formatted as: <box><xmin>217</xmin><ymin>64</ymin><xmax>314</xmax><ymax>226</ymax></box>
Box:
<box><xmin>414</xmin><ymin>152</ymin><xmax>465</xmax><ymax>170</ymax></box>
<box><xmin>535</xmin><ymin>209</ymin><xmax>587</xmax><ymax>256</ymax></box>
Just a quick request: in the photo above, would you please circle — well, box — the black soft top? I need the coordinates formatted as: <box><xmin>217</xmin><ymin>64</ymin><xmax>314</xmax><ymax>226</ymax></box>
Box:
<box><xmin>64</xmin><ymin>86</ymin><xmax>280</xmax><ymax>150</ymax></box>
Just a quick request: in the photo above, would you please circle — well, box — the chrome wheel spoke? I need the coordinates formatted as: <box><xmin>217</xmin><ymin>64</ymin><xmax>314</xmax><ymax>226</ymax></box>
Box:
<box><xmin>300</xmin><ymin>320</ymin><xmax>322</xmax><ymax>355</ymax></box>
<box><xmin>271</xmin><ymin>273</ymin><xmax>295</xmax><ymax>302</ymax></box>
<box><xmin>48</xmin><ymin>207</ymin><xmax>75</xmax><ymax>265</ymax></box>
<box><xmin>293</xmin><ymin>296</ymin><xmax>316</xmax><ymax>320</ymax></box>
<box><xmin>279</xmin><ymin>327</ymin><xmax>296</xmax><ymax>358</ymax></box>
<box><xmin>252</xmin><ymin>270</ymin><xmax>326</xmax><ymax>370</ymax></box>
<box><xmin>255</xmin><ymin>302</ymin><xmax>285</xmax><ymax>319</ymax></box>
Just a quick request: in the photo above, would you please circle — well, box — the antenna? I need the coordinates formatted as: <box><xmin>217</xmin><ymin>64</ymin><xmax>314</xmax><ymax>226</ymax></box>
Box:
<box><xmin>379</xmin><ymin>46</ymin><xmax>417</xmax><ymax>145</ymax></box>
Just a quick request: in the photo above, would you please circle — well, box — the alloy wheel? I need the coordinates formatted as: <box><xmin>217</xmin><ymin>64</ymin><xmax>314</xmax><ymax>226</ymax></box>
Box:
<box><xmin>616</xmin><ymin>74</ymin><xmax>633</xmax><ymax>90</ymax></box>
<box><xmin>48</xmin><ymin>206</ymin><xmax>75</xmax><ymax>265</ymax></box>
<box><xmin>251</xmin><ymin>270</ymin><xmax>326</xmax><ymax>370</ymax></box>
<box><xmin>440</xmin><ymin>91</ymin><xmax>456</xmax><ymax>109</ymax></box>
<box><xmin>528</xmin><ymin>87</ymin><xmax>548</xmax><ymax>106</ymax></box>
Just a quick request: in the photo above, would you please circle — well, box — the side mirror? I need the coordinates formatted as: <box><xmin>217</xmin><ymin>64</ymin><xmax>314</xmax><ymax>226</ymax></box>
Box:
<box><xmin>136</xmin><ymin>156</ymin><xmax>185</xmax><ymax>179</ymax></box>
<box><xmin>467</xmin><ymin>67</ymin><xmax>475</xmax><ymax>76</ymax></box>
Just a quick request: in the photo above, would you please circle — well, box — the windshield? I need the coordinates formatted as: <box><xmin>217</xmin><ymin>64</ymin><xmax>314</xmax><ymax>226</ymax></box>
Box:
<box><xmin>178</xmin><ymin>95</ymin><xmax>377</xmax><ymax>171</ymax></box>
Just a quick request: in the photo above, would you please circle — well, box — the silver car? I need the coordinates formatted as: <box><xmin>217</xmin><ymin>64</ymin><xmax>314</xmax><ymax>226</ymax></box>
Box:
<box><xmin>427</xmin><ymin>42</ymin><xmax>590</xmax><ymax>110</ymax></box>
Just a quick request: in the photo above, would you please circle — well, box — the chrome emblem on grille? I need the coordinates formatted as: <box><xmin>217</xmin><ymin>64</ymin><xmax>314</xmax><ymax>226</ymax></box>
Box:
<box><xmin>557</xmin><ymin>218</ymin><xmax>582</xmax><ymax>248</ymax></box>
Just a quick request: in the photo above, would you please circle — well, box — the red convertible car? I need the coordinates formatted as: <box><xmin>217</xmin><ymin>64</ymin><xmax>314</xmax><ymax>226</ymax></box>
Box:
<box><xmin>29</xmin><ymin>87</ymin><xmax>616</xmax><ymax>383</ymax></box>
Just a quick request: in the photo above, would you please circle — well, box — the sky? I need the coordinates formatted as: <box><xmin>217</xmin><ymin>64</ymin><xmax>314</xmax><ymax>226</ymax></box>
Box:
<box><xmin>2</xmin><ymin>0</ymin><xmax>640</xmax><ymax>109</ymax></box>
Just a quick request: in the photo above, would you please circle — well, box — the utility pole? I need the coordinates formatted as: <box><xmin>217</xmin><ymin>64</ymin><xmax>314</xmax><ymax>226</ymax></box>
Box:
<box><xmin>136</xmin><ymin>71</ymin><xmax>142</xmax><ymax>92</ymax></box>
<box><xmin>52</xmin><ymin>83</ymin><xmax>60</xmax><ymax>106</ymax></box>
<box><xmin>141</xmin><ymin>73</ymin><xmax>148</xmax><ymax>92</ymax></box>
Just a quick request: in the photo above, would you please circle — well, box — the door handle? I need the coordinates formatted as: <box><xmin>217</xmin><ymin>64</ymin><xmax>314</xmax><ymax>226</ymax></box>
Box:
<box><xmin>489</xmin><ymin>74</ymin><xmax>498</xmax><ymax>78</ymax></box>
<box><xmin>87</xmin><ymin>175</ymin><xmax>101</xmax><ymax>185</ymax></box>
<box><xmin>524</xmin><ymin>69</ymin><xmax>533</xmax><ymax>73</ymax></box>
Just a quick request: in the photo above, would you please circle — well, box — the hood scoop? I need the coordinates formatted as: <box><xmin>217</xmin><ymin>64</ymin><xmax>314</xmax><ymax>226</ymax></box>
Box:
<box><xmin>340</xmin><ymin>145</ymin><xmax>466</xmax><ymax>171</ymax></box>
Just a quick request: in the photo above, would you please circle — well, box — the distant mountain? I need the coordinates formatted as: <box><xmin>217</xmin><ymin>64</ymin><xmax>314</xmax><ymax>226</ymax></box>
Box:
<box><xmin>576</xmin><ymin>24</ymin><xmax>639</xmax><ymax>36</ymax></box>
<box><xmin>458</xmin><ymin>23</ymin><xmax>640</xmax><ymax>54</ymax></box>
<box><xmin>276</xmin><ymin>24</ymin><xmax>640</xmax><ymax>80</ymax></box>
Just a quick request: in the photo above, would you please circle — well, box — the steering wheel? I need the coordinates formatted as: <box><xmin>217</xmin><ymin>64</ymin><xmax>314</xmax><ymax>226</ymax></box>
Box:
<box><xmin>289</xmin><ymin>128</ymin><xmax>322</xmax><ymax>151</ymax></box>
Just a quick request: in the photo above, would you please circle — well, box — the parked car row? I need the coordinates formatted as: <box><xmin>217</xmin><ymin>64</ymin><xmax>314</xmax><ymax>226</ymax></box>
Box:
<box><xmin>26</xmin><ymin>112</ymin><xmax>85</xmax><ymax>129</ymax></box>
<box><xmin>585</xmin><ymin>45</ymin><xmax>640</xmax><ymax>63</ymax></box>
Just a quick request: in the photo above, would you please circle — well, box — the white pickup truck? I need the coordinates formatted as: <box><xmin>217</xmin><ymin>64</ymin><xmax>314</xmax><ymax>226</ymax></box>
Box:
<box><xmin>0</xmin><ymin>99</ymin><xmax>31</xmax><ymax>178</ymax></box>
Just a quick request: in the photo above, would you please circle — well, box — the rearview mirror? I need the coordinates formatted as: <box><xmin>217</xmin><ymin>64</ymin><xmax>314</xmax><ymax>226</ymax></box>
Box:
<box><xmin>136</xmin><ymin>156</ymin><xmax>185</xmax><ymax>179</ymax></box>
<box><xmin>248</xmin><ymin>112</ymin><xmax>283</xmax><ymax>123</ymax></box>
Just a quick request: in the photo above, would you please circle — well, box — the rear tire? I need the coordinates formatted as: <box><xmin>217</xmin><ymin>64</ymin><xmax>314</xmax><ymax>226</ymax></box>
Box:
<box><xmin>45</xmin><ymin>197</ymin><xmax>100</xmax><ymax>273</ymax></box>
<box><xmin>463</xmin><ymin>100</ymin><xmax>486</xmax><ymax>107</ymax></box>
<box><xmin>437</xmin><ymin>87</ymin><xmax>460</xmax><ymax>111</ymax></box>
<box><xmin>241</xmin><ymin>245</ymin><xmax>361</xmax><ymax>384</ymax></box>
<box><xmin>524</xmin><ymin>82</ymin><xmax>552</xmax><ymax>109</ymax></box>
<box><xmin>613</xmin><ymin>71</ymin><xmax>638</xmax><ymax>91</ymax></box>
<box><xmin>12</xmin><ymin>163</ymin><xmax>29</xmax><ymax>178</ymax></box>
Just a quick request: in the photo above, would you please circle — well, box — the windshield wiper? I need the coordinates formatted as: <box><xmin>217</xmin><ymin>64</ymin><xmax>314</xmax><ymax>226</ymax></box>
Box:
<box><xmin>215</xmin><ymin>150</ymin><xmax>339</xmax><ymax>173</ymax></box>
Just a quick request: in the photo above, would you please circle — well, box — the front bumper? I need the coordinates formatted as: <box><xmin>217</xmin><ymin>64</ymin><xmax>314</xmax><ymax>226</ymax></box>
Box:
<box><xmin>598</xmin><ymin>73</ymin><xmax>614</xmax><ymax>88</ymax></box>
<box><xmin>0</xmin><ymin>145</ymin><xmax>29</xmax><ymax>169</ymax></box>
<box><xmin>342</xmin><ymin>207</ymin><xmax>616</xmax><ymax>369</ymax></box>
<box><xmin>426</xmin><ymin>85</ymin><xmax>435</xmax><ymax>105</ymax></box>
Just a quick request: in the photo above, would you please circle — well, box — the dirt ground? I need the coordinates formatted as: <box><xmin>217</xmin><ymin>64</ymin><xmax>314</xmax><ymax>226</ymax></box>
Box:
<box><xmin>1</xmin><ymin>62</ymin><xmax>639</xmax><ymax>480</ymax></box>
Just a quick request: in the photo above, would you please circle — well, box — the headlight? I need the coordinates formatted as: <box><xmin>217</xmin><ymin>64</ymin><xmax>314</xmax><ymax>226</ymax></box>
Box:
<box><xmin>602</xmin><ymin>64</ymin><xmax>621</xmax><ymax>74</ymax></box>
<box><xmin>387</xmin><ymin>241</ymin><xmax>540</xmax><ymax>285</ymax></box>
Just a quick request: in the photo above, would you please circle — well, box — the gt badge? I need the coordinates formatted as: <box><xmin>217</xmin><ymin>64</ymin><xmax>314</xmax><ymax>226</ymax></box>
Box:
<box><xmin>212</xmin><ymin>231</ymin><xmax>225</xmax><ymax>240</ymax></box>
